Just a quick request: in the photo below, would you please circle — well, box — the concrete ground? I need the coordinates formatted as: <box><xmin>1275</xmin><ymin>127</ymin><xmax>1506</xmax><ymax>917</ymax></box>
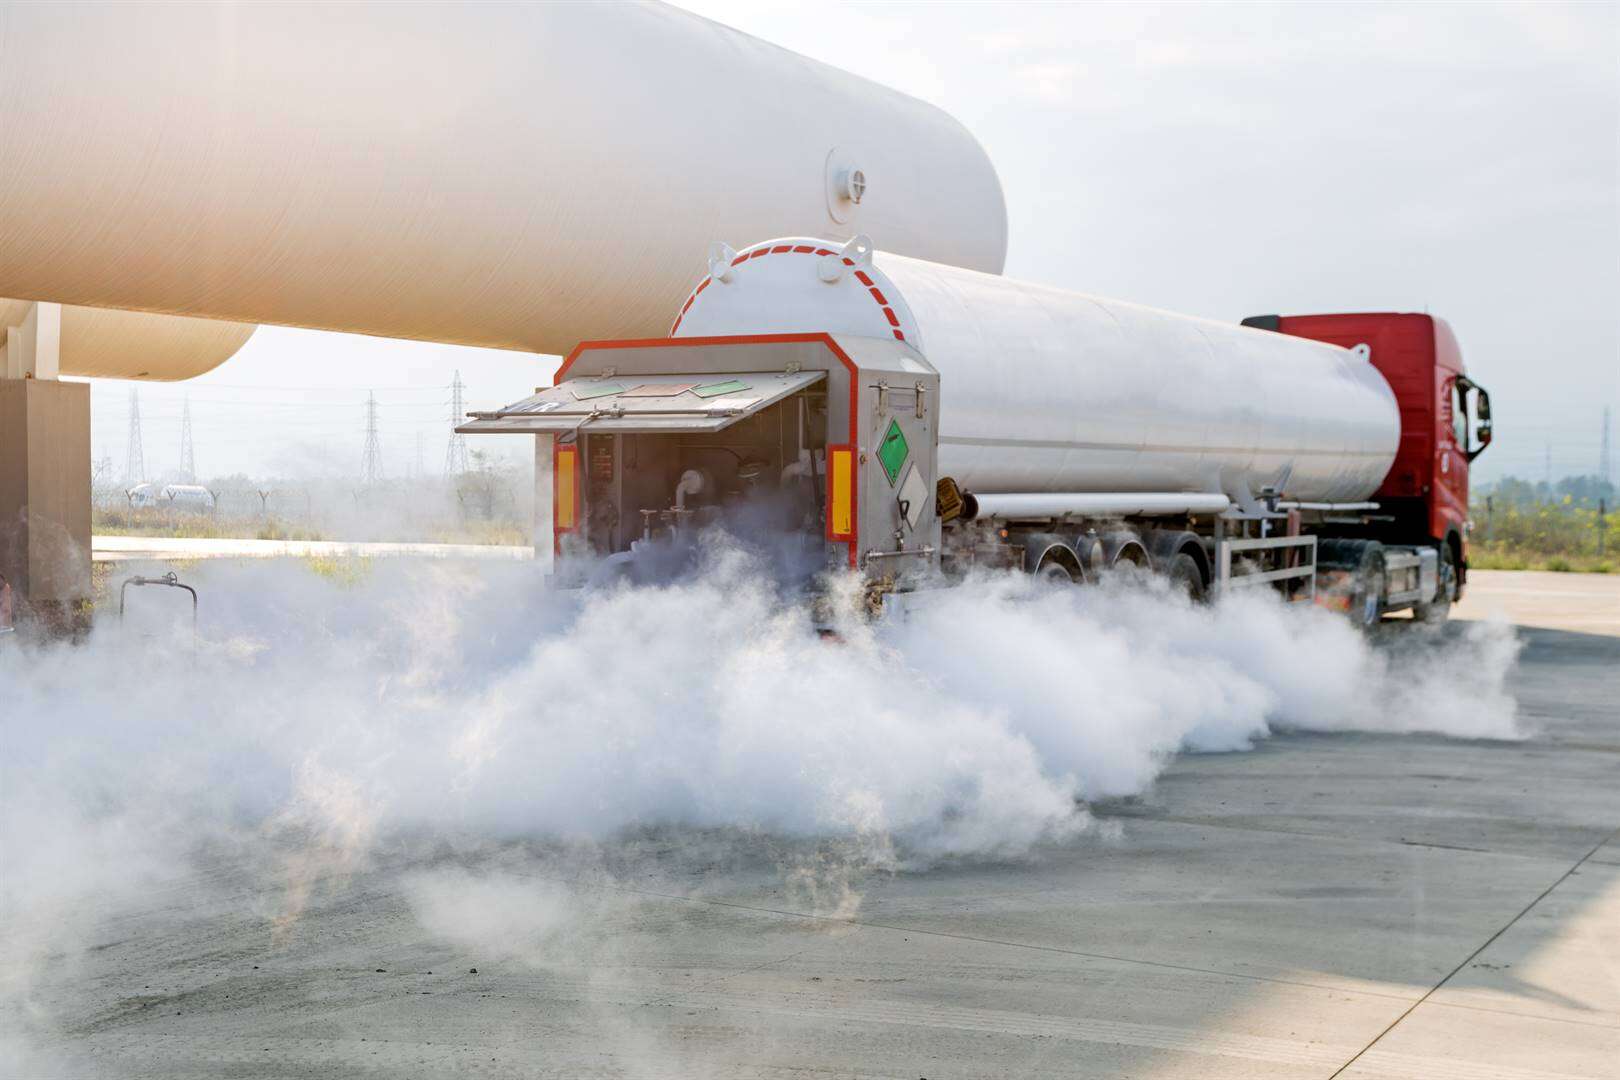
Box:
<box><xmin>92</xmin><ymin>535</ymin><xmax>533</xmax><ymax>563</ymax></box>
<box><xmin>15</xmin><ymin>571</ymin><xmax>1620</xmax><ymax>1079</ymax></box>
<box><xmin>1453</xmin><ymin>568</ymin><xmax>1620</xmax><ymax>636</ymax></box>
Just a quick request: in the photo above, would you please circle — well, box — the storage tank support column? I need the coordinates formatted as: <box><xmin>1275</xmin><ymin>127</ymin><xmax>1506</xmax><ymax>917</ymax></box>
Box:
<box><xmin>0</xmin><ymin>301</ymin><xmax>91</xmax><ymax>634</ymax></box>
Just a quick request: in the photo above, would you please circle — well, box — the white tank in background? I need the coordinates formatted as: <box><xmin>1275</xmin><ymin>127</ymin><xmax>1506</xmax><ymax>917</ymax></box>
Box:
<box><xmin>124</xmin><ymin>484</ymin><xmax>160</xmax><ymax>509</ymax></box>
<box><xmin>673</xmin><ymin>238</ymin><xmax>1400</xmax><ymax>506</ymax></box>
<box><xmin>0</xmin><ymin>2</ymin><xmax>1007</xmax><ymax>363</ymax></box>
<box><xmin>125</xmin><ymin>484</ymin><xmax>216</xmax><ymax>513</ymax></box>
<box><xmin>158</xmin><ymin>485</ymin><xmax>217</xmax><ymax>513</ymax></box>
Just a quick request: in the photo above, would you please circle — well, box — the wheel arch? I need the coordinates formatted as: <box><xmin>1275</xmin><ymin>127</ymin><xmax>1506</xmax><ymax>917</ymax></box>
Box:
<box><xmin>1444</xmin><ymin>525</ymin><xmax>1466</xmax><ymax>590</ymax></box>
<box><xmin>1145</xmin><ymin>529</ymin><xmax>1211</xmax><ymax>590</ymax></box>
<box><xmin>1100</xmin><ymin>530</ymin><xmax>1150</xmax><ymax>568</ymax></box>
<box><xmin>1030</xmin><ymin>541</ymin><xmax>1086</xmax><ymax>582</ymax></box>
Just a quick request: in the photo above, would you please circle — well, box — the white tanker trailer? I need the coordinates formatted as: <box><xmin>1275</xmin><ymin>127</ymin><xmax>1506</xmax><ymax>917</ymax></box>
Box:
<box><xmin>461</xmin><ymin>236</ymin><xmax>1493</xmax><ymax>625</ymax></box>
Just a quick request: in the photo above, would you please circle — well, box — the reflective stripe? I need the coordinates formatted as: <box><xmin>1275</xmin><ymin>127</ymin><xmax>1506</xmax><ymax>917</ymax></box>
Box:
<box><xmin>555</xmin><ymin>442</ymin><xmax>579</xmax><ymax>532</ymax></box>
<box><xmin>827</xmin><ymin>445</ymin><xmax>855</xmax><ymax>540</ymax></box>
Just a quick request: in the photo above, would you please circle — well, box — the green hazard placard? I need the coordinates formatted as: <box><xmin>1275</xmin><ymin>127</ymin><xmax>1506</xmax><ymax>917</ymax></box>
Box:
<box><xmin>878</xmin><ymin>419</ymin><xmax>909</xmax><ymax>486</ymax></box>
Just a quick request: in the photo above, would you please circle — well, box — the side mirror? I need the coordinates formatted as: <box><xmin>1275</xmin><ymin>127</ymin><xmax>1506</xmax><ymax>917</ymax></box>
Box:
<box><xmin>1467</xmin><ymin>383</ymin><xmax>1492</xmax><ymax>461</ymax></box>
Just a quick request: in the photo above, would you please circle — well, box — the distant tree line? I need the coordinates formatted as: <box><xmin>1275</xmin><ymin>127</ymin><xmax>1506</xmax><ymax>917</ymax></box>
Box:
<box><xmin>1480</xmin><ymin>474</ymin><xmax>1614</xmax><ymax>510</ymax></box>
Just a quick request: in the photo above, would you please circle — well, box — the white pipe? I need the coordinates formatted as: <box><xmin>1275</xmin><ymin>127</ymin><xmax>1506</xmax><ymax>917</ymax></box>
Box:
<box><xmin>781</xmin><ymin>449</ymin><xmax>812</xmax><ymax>485</ymax></box>
<box><xmin>1276</xmin><ymin>501</ymin><xmax>1380</xmax><ymax>511</ymax></box>
<box><xmin>674</xmin><ymin>469</ymin><xmax>705</xmax><ymax>511</ymax></box>
<box><xmin>967</xmin><ymin>492</ymin><xmax>1232</xmax><ymax>521</ymax></box>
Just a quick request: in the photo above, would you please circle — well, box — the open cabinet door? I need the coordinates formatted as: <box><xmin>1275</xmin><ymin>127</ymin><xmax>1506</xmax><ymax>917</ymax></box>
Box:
<box><xmin>457</xmin><ymin>371</ymin><xmax>826</xmax><ymax>437</ymax></box>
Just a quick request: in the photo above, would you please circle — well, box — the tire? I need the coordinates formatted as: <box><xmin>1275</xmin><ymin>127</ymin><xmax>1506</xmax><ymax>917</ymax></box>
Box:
<box><xmin>1349</xmin><ymin>546</ymin><xmax>1386</xmax><ymax>630</ymax></box>
<box><xmin>1164</xmin><ymin>551</ymin><xmax>1207</xmax><ymax>602</ymax></box>
<box><xmin>1036</xmin><ymin>556</ymin><xmax>1080</xmax><ymax>585</ymax></box>
<box><xmin>1414</xmin><ymin>543</ymin><xmax>1455</xmax><ymax>625</ymax></box>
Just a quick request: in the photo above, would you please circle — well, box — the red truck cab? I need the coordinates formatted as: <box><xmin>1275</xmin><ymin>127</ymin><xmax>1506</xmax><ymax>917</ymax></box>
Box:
<box><xmin>1242</xmin><ymin>313</ymin><xmax>1492</xmax><ymax>596</ymax></box>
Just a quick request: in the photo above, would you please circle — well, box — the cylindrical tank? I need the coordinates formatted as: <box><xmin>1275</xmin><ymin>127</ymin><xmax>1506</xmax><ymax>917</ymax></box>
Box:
<box><xmin>0</xmin><ymin>2</ymin><xmax>1006</xmax><ymax>357</ymax></box>
<box><xmin>1</xmin><ymin>299</ymin><xmax>255</xmax><ymax>381</ymax></box>
<box><xmin>673</xmin><ymin>238</ymin><xmax>1401</xmax><ymax>505</ymax></box>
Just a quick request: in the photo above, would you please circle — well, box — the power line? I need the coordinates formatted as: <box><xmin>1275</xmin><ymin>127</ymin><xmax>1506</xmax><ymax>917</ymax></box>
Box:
<box><xmin>361</xmin><ymin>391</ymin><xmax>383</xmax><ymax>486</ymax></box>
<box><xmin>124</xmin><ymin>388</ymin><xmax>145</xmax><ymax>486</ymax></box>
<box><xmin>444</xmin><ymin>370</ymin><xmax>470</xmax><ymax>477</ymax></box>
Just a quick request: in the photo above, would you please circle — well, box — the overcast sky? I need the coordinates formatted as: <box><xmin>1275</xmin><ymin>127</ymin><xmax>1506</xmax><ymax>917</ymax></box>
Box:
<box><xmin>91</xmin><ymin>0</ymin><xmax>1618</xmax><ymax>486</ymax></box>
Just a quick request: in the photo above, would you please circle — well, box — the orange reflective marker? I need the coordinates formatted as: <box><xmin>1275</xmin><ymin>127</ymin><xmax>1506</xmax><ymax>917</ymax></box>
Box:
<box><xmin>827</xmin><ymin>445</ymin><xmax>854</xmax><ymax>541</ymax></box>
<box><xmin>554</xmin><ymin>442</ymin><xmax>579</xmax><ymax>532</ymax></box>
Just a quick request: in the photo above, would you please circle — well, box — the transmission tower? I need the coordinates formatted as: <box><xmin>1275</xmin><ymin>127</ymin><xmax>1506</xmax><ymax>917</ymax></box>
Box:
<box><xmin>1601</xmin><ymin>406</ymin><xmax>1612</xmax><ymax>486</ymax></box>
<box><xmin>124</xmin><ymin>388</ymin><xmax>146</xmax><ymax>485</ymax></box>
<box><xmin>444</xmin><ymin>370</ymin><xmax>470</xmax><ymax>477</ymax></box>
<box><xmin>179</xmin><ymin>395</ymin><xmax>196</xmax><ymax>481</ymax></box>
<box><xmin>361</xmin><ymin>391</ymin><xmax>383</xmax><ymax>486</ymax></box>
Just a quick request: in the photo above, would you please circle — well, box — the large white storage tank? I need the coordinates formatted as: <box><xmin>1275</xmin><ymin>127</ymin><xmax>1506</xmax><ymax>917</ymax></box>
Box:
<box><xmin>1</xmin><ymin>299</ymin><xmax>255</xmax><ymax>381</ymax></box>
<box><xmin>0</xmin><ymin>2</ymin><xmax>1006</xmax><ymax>357</ymax></box>
<box><xmin>673</xmin><ymin>238</ymin><xmax>1401</xmax><ymax>505</ymax></box>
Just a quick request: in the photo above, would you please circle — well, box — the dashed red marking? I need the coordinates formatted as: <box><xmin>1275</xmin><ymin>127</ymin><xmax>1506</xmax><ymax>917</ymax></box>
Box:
<box><xmin>670</xmin><ymin>244</ymin><xmax>911</xmax><ymax>341</ymax></box>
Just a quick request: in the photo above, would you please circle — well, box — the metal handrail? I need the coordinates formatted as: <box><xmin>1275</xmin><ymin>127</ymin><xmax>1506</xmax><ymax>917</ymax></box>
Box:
<box><xmin>1216</xmin><ymin>534</ymin><xmax>1317</xmax><ymax>601</ymax></box>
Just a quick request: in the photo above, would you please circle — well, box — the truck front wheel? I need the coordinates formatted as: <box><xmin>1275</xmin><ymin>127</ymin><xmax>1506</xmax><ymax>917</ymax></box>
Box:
<box><xmin>1350</xmin><ymin>547</ymin><xmax>1386</xmax><ymax>629</ymax></box>
<box><xmin>1414</xmin><ymin>543</ymin><xmax>1455</xmax><ymax>625</ymax></box>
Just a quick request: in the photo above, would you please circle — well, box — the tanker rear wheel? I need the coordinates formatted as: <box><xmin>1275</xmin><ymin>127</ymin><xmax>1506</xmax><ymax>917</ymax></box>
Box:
<box><xmin>1164</xmin><ymin>552</ymin><xmax>1207</xmax><ymax>602</ymax></box>
<box><xmin>1035</xmin><ymin>551</ymin><xmax>1082</xmax><ymax>585</ymax></box>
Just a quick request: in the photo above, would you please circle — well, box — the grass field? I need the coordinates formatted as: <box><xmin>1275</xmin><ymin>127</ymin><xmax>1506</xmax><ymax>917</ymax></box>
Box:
<box><xmin>1472</xmin><ymin>496</ymin><xmax>1616</xmax><ymax>573</ymax></box>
